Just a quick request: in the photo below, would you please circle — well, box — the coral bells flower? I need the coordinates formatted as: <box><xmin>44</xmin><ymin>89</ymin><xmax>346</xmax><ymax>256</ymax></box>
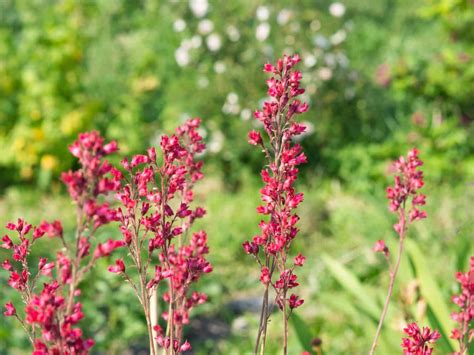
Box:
<box><xmin>373</xmin><ymin>239</ymin><xmax>390</xmax><ymax>258</ymax></box>
<box><xmin>371</xmin><ymin>150</ymin><xmax>427</xmax><ymax>355</ymax></box>
<box><xmin>1</xmin><ymin>131</ymin><xmax>121</xmax><ymax>354</ymax></box>
<box><xmin>401</xmin><ymin>322</ymin><xmax>440</xmax><ymax>355</ymax></box>
<box><xmin>4</xmin><ymin>302</ymin><xmax>16</xmax><ymax>316</ymax></box>
<box><xmin>243</xmin><ymin>54</ymin><xmax>309</xmax><ymax>354</ymax></box>
<box><xmin>111</xmin><ymin>118</ymin><xmax>210</xmax><ymax>355</ymax></box>
<box><xmin>386</xmin><ymin>148</ymin><xmax>426</xmax><ymax>230</ymax></box>
<box><xmin>450</xmin><ymin>256</ymin><xmax>474</xmax><ymax>353</ymax></box>
<box><xmin>108</xmin><ymin>259</ymin><xmax>125</xmax><ymax>273</ymax></box>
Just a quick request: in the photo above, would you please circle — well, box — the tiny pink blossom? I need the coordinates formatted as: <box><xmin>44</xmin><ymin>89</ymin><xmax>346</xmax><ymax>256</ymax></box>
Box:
<box><xmin>373</xmin><ymin>240</ymin><xmax>390</xmax><ymax>258</ymax></box>
<box><xmin>4</xmin><ymin>302</ymin><xmax>16</xmax><ymax>316</ymax></box>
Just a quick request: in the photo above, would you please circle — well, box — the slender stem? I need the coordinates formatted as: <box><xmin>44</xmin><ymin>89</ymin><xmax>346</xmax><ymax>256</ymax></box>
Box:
<box><xmin>369</xmin><ymin>213</ymin><xmax>406</xmax><ymax>355</ymax></box>
<box><xmin>283</xmin><ymin>298</ymin><xmax>288</xmax><ymax>355</ymax></box>
<box><xmin>255</xmin><ymin>285</ymin><xmax>269</xmax><ymax>355</ymax></box>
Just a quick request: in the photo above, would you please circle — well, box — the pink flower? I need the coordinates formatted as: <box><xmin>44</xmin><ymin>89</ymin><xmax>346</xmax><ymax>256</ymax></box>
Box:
<box><xmin>180</xmin><ymin>340</ymin><xmax>191</xmax><ymax>351</ymax></box>
<box><xmin>260</xmin><ymin>267</ymin><xmax>271</xmax><ymax>285</ymax></box>
<box><xmin>248</xmin><ymin>130</ymin><xmax>263</xmax><ymax>145</ymax></box>
<box><xmin>4</xmin><ymin>302</ymin><xmax>16</xmax><ymax>316</ymax></box>
<box><xmin>1</xmin><ymin>235</ymin><xmax>13</xmax><ymax>249</ymax></box>
<box><xmin>294</xmin><ymin>254</ymin><xmax>306</xmax><ymax>267</ymax></box>
<box><xmin>108</xmin><ymin>259</ymin><xmax>125</xmax><ymax>274</ymax></box>
<box><xmin>401</xmin><ymin>322</ymin><xmax>440</xmax><ymax>355</ymax></box>
<box><xmin>450</xmin><ymin>256</ymin><xmax>474</xmax><ymax>352</ymax></box>
<box><xmin>94</xmin><ymin>239</ymin><xmax>126</xmax><ymax>258</ymax></box>
<box><xmin>288</xmin><ymin>294</ymin><xmax>304</xmax><ymax>309</ymax></box>
<box><xmin>373</xmin><ymin>240</ymin><xmax>390</xmax><ymax>258</ymax></box>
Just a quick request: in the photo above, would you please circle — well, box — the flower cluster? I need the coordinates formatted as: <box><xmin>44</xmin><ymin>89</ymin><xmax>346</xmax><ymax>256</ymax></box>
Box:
<box><xmin>370</xmin><ymin>149</ymin><xmax>427</xmax><ymax>355</ymax></box>
<box><xmin>242</xmin><ymin>54</ymin><xmax>308</xmax><ymax>354</ymax></box>
<box><xmin>2</xmin><ymin>219</ymin><xmax>94</xmax><ymax>354</ymax></box>
<box><xmin>111</xmin><ymin>118</ymin><xmax>211</xmax><ymax>354</ymax></box>
<box><xmin>386</xmin><ymin>148</ymin><xmax>426</xmax><ymax>233</ymax></box>
<box><xmin>2</xmin><ymin>131</ymin><xmax>120</xmax><ymax>354</ymax></box>
<box><xmin>451</xmin><ymin>256</ymin><xmax>474</xmax><ymax>354</ymax></box>
<box><xmin>401</xmin><ymin>322</ymin><xmax>441</xmax><ymax>355</ymax></box>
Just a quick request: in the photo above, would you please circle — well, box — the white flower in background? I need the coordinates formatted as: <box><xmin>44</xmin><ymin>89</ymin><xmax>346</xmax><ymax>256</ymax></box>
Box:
<box><xmin>324</xmin><ymin>53</ymin><xmax>336</xmax><ymax>67</ymax></box>
<box><xmin>318</xmin><ymin>67</ymin><xmax>333</xmax><ymax>81</ymax></box>
<box><xmin>175</xmin><ymin>47</ymin><xmax>190</xmax><ymax>67</ymax></box>
<box><xmin>256</xmin><ymin>6</ymin><xmax>270</xmax><ymax>21</ymax></box>
<box><xmin>214</xmin><ymin>61</ymin><xmax>226</xmax><ymax>73</ymax></box>
<box><xmin>208</xmin><ymin>131</ymin><xmax>224</xmax><ymax>153</ymax></box>
<box><xmin>189</xmin><ymin>0</ymin><xmax>208</xmax><ymax>18</ymax></box>
<box><xmin>197</xmin><ymin>76</ymin><xmax>209</xmax><ymax>88</ymax></box>
<box><xmin>256</xmin><ymin>22</ymin><xmax>270</xmax><ymax>41</ymax></box>
<box><xmin>304</xmin><ymin>54</ymin><xmax>317</xmax><ymax>68</ymax></box>
<box><xmin>337</xmin><ymin>53</ymin><xmax>349</xmax><ymax>67</ymax></box>
<box><xmin>198</xmin><ymin>19</ymin><xmax>214</xmax><ymax>35</ymax></box>
<box><xmin>173</xmin><ymin>19</ymin><xmax>186</xmax><ymax>32</ymax></box>
<box><xmin>191</xmin><ymin>35</ymin><xmax>202</xmax><ymax>48</ymax></box>
<box><xmin>330</xmin><ymin>29</ymin><xmax>346</xmax><ymax>45</ymax></box>
<box><xmin>314</xmin><ymin>34</ymin><xmax>329</xmax><ymax>49</ymax></box>
<box><xmin>329</xmin><ymin>2</ymin><xmax>346</xmax><ymax>17</ymax></box>
<box><xmin>222</xmin><ymin>92</ymin><xmax>240</xmax><ymax>115</ymax></box>
<box><xmin>226</xmin><ymin>25</ymin><xmax>240</xmax><ymax>42</ymax></box>
<box><xmin>206</xmin><ymin>33</ymin><xmax>221</xmax><ymax>51</ymax></box>
<box><xmin>277</xmin><ymin>9</ymin><xmax>292</xmax><ymax>25</ymax></box>
<box><xmin>240</xmin><ymin>108</ymin><xmax>251</xmax><ymax>121</ymax></box>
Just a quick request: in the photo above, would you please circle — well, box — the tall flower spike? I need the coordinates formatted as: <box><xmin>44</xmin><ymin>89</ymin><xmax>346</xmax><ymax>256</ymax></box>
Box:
<box><xmin>450</xmin><ymin>256</ymin><xmax>474</xmax><ymax>354</ymax></box>
<box><xmin>370</xmin><ymin>148</ymin><xmax>427</xmax><ymax>355</ymax></box>
<box><xmin>111</xmin><ymin>118</ymin><xmax>210</xmax><ymax>355</ymax></box>
<box><xmin>1</xmin><ymin>131</ymin><xmax>119</xmax><ymax>354</ymax></box>
<box><xmin>243</xmin><ymin>54</ymin><xmax>308</xmax><ymax>355</ymax></box>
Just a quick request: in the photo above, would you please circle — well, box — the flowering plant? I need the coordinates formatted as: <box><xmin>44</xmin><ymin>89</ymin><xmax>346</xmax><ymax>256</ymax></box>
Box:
<box><xmin>370</xmin><ymin>148</ymin><xmax>427</xmax><ymax>354</ymax></box>
<box><xmin>110</xmin><ymin>118</ymin><xmax>211</xmax><ymax>355</ymax></box>
<box><xmin>451</xmin><ymin>256</ymin><xmax>474</xmax><ymax>354</ymax></box>
<box><xmin>243</xmin><ymin>54</ymin><xmax>309</xmax><ymax>355</ymax></box>
<box><xmin>2</xmin><ymin>131</ymin><xmax>120</xmax><ymax>354</ymax></box>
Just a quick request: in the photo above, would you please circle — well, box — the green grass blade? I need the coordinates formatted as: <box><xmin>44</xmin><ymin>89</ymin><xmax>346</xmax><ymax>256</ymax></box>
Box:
<box><xmin>405</xmin><ymin>239</ymin><xmax>456</xmax><ymax>351</ymax></box>
<box><xmin>322</xmin><ymin>254</ymin><xmax>381</xmax><ymax>320</ymax></box>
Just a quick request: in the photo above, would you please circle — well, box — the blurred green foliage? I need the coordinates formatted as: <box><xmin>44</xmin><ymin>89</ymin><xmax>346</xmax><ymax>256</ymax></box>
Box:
<box><xmin>0</xmin><ymin>0</ymin><xmax>473</xmax><ymax>354</ymax></box>
<box><xmin>1</xmin><ymin>0</ymin><xmax>471</xmax><ymax>189</ymax></box>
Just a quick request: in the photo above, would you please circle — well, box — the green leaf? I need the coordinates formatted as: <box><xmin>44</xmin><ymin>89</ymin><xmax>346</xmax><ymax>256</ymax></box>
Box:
<box><xmin>405</xmin><ymin>239</ymin><xmax>456</xmax><ymax>351</ymax></box>
<box><xmin>290</xmin><ymin>312</ymin><xmax>313</xmax><ymax>353</ymax></box>
<box><xmin>322</xmin><ymin>254</ymin><xmax>381</xmax><ymax>320</ymax></box>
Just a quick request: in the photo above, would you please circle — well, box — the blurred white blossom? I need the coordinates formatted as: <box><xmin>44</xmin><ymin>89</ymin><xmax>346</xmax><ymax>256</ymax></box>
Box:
<box><xmin>256</xmin><ymin>6</ymin><xmax>270</xmax><ymax>21</ymax></box>
<box><xmin>318</xmin><ymin>67</ymin><xmax>333</xmax><ymax>81</ymax></box>
<box><xmin>189</xmin><ymin>0</ymin><xmax>208</xmax><ymax>18</ymax></box>
<box><xmin>277</xmin><ymin>9</ymin><xmax>292</xmax><ymax>25</ymax></box>
<box><xmin>329</xmin><ymin>2</ymin><xmax>346</xmax><ymax>17</ymax></box>
<box><xmin>206</xmin><ymin>33</ymin><xmax>222</xmax><ymax>51</ymax></box>
<box><xmin>214</xmin><ymin>61</ymin><xmax>226</xmax><ymax>73</ymax></box>
<box><xmin>330</xmin><ymin>29</ymin><xmax>346</xmax><ymax>45</ymax></box>
<box><xmin>304</xmin><ymin>54</ymin><xmax>317</xmax><ymax>68</ymax></box>
<box><xmin>173</xmin><ymin>19</ymin><xmax>186</xmax><ymax>32</ymax></box>
<box><xmin>226</xmin><ymin>25</ymin><xmax>240</xmax><ymax>42</ymax></box>
<box><xmin>256</xmin><ymin>23</ymin><xmax>271</xmax><ymax>41</ymax></box>
<box><xmin>240</xmin><ymin>108</ymin><xmax>251</xmax><ymax>121</ymax></box>
<box><xmin>175</xmin><ymin>47</ymin><xmax>190</xmax><ymax>67</ymax></box>
<box><xmin>198</xmin><ymin>19</ymin><xmax>214</xmax><ymax>35</ymax></box>
<box><xmin>191</xmin><ymin>35</ymin><xmax>202</xmax><ymax>48</ymax></box>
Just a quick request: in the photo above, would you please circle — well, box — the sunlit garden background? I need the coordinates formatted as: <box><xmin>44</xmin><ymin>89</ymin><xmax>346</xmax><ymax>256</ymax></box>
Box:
<box><xmin>0</xmin><ymin>0</ymin><xmax>473</xmax><ymax>353</ymax></box>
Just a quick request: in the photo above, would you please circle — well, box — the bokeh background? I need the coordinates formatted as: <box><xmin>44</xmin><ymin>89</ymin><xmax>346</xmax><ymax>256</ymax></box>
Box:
<box><xmin>0</xmin><ymin>0</ymin><xmax>473</xmax><ymax>353</ymax></box>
